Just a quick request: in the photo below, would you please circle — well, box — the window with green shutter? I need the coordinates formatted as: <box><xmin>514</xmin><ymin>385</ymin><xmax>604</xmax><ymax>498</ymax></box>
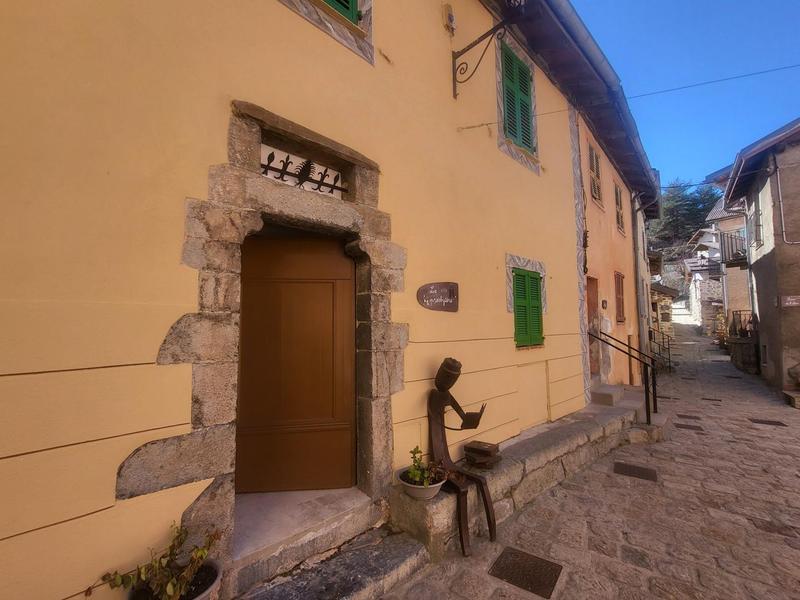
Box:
<box><xmin>323</xmin><ymin>0</ymin><xmax>359</xmax><ymax>24</ymax></box>
<box><xmin>501</xmin><ymin>43</ymin><xmax>535</xmax><ymax>153</ymax></box>
<box><xmin>512</xmin><ymin>268</ymin><xmax>544</xmax><ymax>346</ymax></box>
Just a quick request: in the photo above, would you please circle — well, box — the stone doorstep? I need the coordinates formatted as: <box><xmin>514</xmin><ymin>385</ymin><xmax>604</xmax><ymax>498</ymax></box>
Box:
<box><xmin>388</xmin><ymin>403</ymin><xmax>664</xmax><ymax>560</ymax></box>
<box><xmin>230</xmin><ymin>497</ymin><xmax>386</xmax><ymax>597</ymax></box>
<box><xmin>784</xmin><ymin>390</ymin><xmax>799</xmax><ymax>409</ymax></box>
<box><xmin>241</xmin><ymin>528</ymin><xmax>429</xmax><ymax>600</ymax></box>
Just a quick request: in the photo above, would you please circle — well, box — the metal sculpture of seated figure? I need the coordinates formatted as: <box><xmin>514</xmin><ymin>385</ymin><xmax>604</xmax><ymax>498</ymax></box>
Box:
<box><xmin>427</xmin><ymin>357</ymin><xmax>497</xmax><ymax>557</ymax></box>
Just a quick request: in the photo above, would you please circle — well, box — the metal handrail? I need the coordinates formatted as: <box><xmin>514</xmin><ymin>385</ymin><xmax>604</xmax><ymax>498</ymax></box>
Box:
<box><xmin>649</xmin><ymin>326</ymin><xmax>673</xmax><ymax>341</ymax></box>
<box><xmin>647</xmin><ymin>327</ymin><xmax>672</xmax><ymax>372</ymax></box>
<box><xmin>588</xmin><ymin>331</ymin><xmax>657</xmax><ymax>425</ymax></box>
<box><xmin>599</xmin><ymin>330</ymin><xmax>659</xmax><ymax>364</ymax></box>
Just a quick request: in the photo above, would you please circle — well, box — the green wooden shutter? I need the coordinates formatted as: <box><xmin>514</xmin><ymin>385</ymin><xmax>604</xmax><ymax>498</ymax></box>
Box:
<box><xmin>501</xmin><ymin>43</ymin><xmax>534</xmax><ymax>152</ymax></box>
<box><xmin>529</xmin><ymin>272</ymin><xmax>544</xmax><ymax>344</ymax></box>
<box><xmin>513</xmin><ymin>268</ymin><xmax>544</xmax><ymax>346</ymax></box>
<box><xmin>513</xmin><ymin>269</ymin><xmax>531</xmax><ymax>346</ymax></box>
<box><xmin>324</xmin><ymin>0</ymin><xmax>359</xmax><ymax>23</ymax></box>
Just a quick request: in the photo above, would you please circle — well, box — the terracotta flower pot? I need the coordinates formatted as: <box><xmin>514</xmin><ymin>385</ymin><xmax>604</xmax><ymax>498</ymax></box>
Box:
<box><xmin>400</xmin><ymin>471</ymin><xmax>445</xmax><ymax>500</ymax></box>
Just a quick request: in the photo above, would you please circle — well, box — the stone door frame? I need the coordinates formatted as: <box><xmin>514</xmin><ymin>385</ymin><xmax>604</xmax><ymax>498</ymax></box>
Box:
<box><xmin>114</xmin><ymin>101</ymin><xmax>407</xmax><ymax>566</ymax></box>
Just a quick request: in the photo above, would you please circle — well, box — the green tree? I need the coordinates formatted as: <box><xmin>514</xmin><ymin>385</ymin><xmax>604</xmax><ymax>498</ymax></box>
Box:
<box><xmin>647</xmin><ymin>180</ymin><xmax>720</xmax><ymax>261</ymax></box>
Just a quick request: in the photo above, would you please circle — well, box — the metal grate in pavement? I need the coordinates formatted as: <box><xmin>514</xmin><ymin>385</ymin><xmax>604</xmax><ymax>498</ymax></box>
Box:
<box><xmin>675</xmin><ymin>423</ymin><xmax>704</xmax><ymax>431</ymax></box>
<box><xmin>676</xmin><ymin>414</ymin><xmax>701</xmax><ymax>420</ymax></box>
<box><xmin>724</xmin><ymin>375</ymin><xmax>742</xmax><ymax>379</ymax></box>
<box><xmin>613</xmin><ymin>462</ymin><xmax>658</xmax><ymax>482</ymax></box>
<box><xmin>681</xmin><ymin>377</ymin><xmax>696</xmax><ymax>380</ymax></box>
<box><xmin>749</xmin><ymin>418</ymin><xmax>787</xmax><ymax>427</ymax></box>
<box><xmin>701</xmin><ymin>397</ymin><xmax>722</xmax><ymax>402</ymax></box>
<box><xmin>489</xmin><ymin>547</ymin><xmax>562</xmax><ymax>598</ymax></box>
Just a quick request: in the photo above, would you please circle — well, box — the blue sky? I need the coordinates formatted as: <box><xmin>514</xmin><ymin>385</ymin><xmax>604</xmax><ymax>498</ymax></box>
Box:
<box><xmin>570</xmin><ymin>0</ymin><xmax>800</xmax><ymax>187</ymax></box>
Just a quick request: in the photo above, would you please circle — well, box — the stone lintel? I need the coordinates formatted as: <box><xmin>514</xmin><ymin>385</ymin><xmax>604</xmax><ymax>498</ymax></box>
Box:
<box><xmin>232</xmin><ymin>101</ymin><xmax>379</xmax><ymax>171</ymax></box>
<box><xmin>116</xmin><ymin>424</ymin><xmax>235</xmax><ymax>499</ymax></box>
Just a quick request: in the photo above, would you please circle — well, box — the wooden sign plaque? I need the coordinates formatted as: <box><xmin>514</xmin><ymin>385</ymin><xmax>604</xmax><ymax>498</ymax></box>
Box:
<box><xmin>417</xmin><ymin>282</ymin><xmax>458</xmax><ymax>312</ymax></box>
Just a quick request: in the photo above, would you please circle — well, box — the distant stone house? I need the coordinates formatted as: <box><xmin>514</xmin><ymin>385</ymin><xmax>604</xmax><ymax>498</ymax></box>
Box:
<box><xmin>650</xmin><ymin>282</ymin><xmax>679</xmax><ymax>338</ymax></box>
<box><xmin>712</xmin><ymin>117</ymin><xmax>800</xmax><ymax>396</ymax></box>
<box><xmin>683</xmin><ymin>229</ymin><xmax>724</xmax><ymax>335</ymax></box>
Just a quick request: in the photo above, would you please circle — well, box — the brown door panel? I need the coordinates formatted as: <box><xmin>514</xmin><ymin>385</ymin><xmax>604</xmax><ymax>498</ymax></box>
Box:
<box><xmin>236</xmin><ymin>427</ymin><xmax>354</xmax><ymax>492</ymax></box>
<box><xmin>237</xmin><ymin>235</ymin><xmax>356</xmax><ymax>492</ymax></box>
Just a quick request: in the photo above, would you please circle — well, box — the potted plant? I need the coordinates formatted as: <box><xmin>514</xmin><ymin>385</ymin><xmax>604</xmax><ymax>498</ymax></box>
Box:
<box><xmin>96</xmin><ymin>524</ymin><xmax>221</xmax><ymax>600</ymax></box>
<box><xmin>399</xmin><ymin>446</ymin><xmax>446</xmax><ymax>500</ymax></box>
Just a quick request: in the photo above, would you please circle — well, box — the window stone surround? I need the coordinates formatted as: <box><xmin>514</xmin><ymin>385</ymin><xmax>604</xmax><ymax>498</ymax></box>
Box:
<box><xmin>114</xmin><ymin>100</ymin><xmax>406</xmax><ymax>587</ymax></box>
<box><xmin>495</xmin><ymin>33</ymin><xmax>540</xmax><ymax>174</ymax></box>
<box><xmin>279</xmin><ymin>0</ymin><xmax>374</xmax><ymax>64</ymax></box>
<box><xmin>505</xmin><ymin>253</ymin><xmax>547</xmax><ymax>314</ymax></box>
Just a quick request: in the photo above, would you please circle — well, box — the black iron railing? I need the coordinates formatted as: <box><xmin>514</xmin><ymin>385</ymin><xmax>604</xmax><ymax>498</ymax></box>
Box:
<box><xmin>720</xmin><ymin>231</ymin><xmax>747</xmax><ymax>266</ymax></box>
<box><xmin>589</xmin><ymin>330</ymin><xmax>658</xmax><ymax>425</ymax></box>
<box><xmin>648</xmin><ymin>327</ymin><xmax>673</xmax><ymax>372</ymax></box>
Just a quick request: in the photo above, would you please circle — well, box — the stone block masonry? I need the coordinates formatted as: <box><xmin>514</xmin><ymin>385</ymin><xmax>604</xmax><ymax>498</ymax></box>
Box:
<box><xmin>389</xmin><ymin>403</ymin><xmax>663</xmax><ymax>559</ymax></box>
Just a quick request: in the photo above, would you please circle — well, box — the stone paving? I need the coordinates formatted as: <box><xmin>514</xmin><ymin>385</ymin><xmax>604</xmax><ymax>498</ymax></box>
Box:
<box><xmin>384</xmin><ymin>324</ymin><xmax>800</xmax><ymax>599</ymax></box>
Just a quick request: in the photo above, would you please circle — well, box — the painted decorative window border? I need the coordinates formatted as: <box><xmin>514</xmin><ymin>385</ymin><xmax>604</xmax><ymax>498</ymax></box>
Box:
<box><xmin>495</xmin><ymin>34</ymin><xmax>539</xmax><ymax>174</ymax></box>
<box><xmin>279</xmin><ymin>0</ymin><xmax>374</xmax><ymax>64</ymax></box>
<box><xmin>505</xmin><ymin>253</ymin><xmax>547</xmax><ymax>313</ymax></box>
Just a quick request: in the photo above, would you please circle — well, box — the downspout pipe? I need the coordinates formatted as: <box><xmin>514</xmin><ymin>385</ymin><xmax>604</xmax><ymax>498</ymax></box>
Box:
<box><xmin>630</xmin><ymin>191</ymin><xmax>649</xmax><ymax>357</ymax></box>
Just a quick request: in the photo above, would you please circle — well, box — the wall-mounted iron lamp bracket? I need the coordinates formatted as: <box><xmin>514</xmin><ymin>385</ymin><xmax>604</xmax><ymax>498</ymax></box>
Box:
<box><xmin>451</xmin><ymin>2</ymin><xmax>531</xmax><ymax>99</ymax></box>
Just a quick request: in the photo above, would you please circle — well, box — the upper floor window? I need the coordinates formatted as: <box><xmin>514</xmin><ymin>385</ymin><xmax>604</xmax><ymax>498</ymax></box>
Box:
<box><xmin>614</xmin><ymin>272</ymin><xmax>625</xmax><ymax>323</ymax></box>
<box><xmin>501</xmin><ymin>43</ymin><xmax>535</xmax><ymax>154</ymax></box>
<box><xmin>323</xmin><ymin>0</ymin><xmax>359</xmax><ymax>24</ymax></box>
<box><xmin>512</xmin><ymin>268</ymin><xmax>544</xmax><ymax>346</ymax></box>
<box><xmin>614</xmin><ymin>183</ymin><xmax>625</xmax><ymax>233</ymax></box>
<box><xmin>588</xmin><ymin>144</ymin><xmax>602</xmax><ymax>203</ymax></box>
<box><xmin>747</xmin><ymin>192</ymin><xmax>763</xmax><ymax>247</ymax></box>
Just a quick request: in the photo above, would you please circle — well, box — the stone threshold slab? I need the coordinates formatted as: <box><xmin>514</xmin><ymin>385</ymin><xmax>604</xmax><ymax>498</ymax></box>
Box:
<box><xmin>230</xmin><ymin>491</ymin><xmax>385</xmax><ymax>596</ymax></box>
<box><xmin>389</xmin><ymin>402</ymin><xmax>665</xmax><ymax>559</ymax></box>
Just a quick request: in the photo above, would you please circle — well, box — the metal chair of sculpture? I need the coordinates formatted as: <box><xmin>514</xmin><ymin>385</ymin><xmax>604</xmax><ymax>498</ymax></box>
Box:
<box><xmin>427</xmin><ymin>357</ymin><xmax>497</xmax><ymax>556</ymax></box>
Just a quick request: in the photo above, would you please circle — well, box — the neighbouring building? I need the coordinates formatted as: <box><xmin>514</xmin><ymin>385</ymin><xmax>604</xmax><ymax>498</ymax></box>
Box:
<box><xmin>0</xmin><ymin>1</ymin><xmax>658</xmax><ymax>598</ymax></box>
<box><xmin>702</xmin><ymin>174</ymin><xmax>753</xmax><ymax>338</ymax></box>
<box><xmin>715</xmin><ymin>117</ymin><xmax>800</xmax><ymax>396</ymax></box>
<box><xmin>683</xmin><ymin>229</ymin><xmax>724</xmax><ymax>335</ymax></box>
<box><xmin>650</xmin><ymin>282</ymin><xmax>679</xmax><ymax>338</ymax></box>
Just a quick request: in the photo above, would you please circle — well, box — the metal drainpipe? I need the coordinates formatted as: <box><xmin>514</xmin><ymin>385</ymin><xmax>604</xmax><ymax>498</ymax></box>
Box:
<box><xmin>775</xmin><ymin>152</ymin><xmax>800</xmax><ymax>244</ymax></box>
<box><xmin>631</xmin><ymin>191</ymin><xmax>648</xmax><ymax>362</ymax></box>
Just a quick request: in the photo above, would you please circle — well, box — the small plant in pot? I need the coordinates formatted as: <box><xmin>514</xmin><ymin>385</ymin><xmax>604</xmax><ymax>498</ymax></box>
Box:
<box><xmin>399</xmin><ymin>446</ymin><xmax>447</xmax><ymax>500</ymax></box>
<box><xmin>96</xmin><ymin>524</ymin><xmax>221</xmax><ymax>600</ymax></box>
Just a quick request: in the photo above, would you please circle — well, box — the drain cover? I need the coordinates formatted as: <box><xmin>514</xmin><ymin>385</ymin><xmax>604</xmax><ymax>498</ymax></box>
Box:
<box><xmin>613</xmin><ymin>461</ymin><xmax>658</xmax><ymax>482</ymax></box>
<box><xmin>489</xmin><ymin>547</ymin><xmax>562</xmax><ymax>598</ymax></box>
<box><xmin>701</xmin><ymin>397</ymin><xmax>722</xmax><ymax>402</ymax></box>
<box><xmin>676</xmin><ymin>413</ymin><xmax>701</xmax><ymax>420</ymax></box>
<box><xmin>675</xmin><ymin>423</ymin><xmax>704</xmax><ymax>431</ymax></box>
<box><xmin>681</xmin><ymin>377</ymin><xmax>696</xmax><ymax>380</ymax></box>
<box><xmin>749</xmin><ymin>418</ymin><xmax>787</xmax><ymax>427</ymax></box>
<box><xmin>724</xmin><ymin>375</ymin><xmax>742</xmax><ymax>379</ymax></box>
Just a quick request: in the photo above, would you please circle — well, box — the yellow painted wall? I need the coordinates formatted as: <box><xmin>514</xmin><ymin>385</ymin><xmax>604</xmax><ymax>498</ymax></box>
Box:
<box><xmin>579</xmin><ymin>115</ymin><xmax>641</xmax><ymax>386</ymax></box>
<box><xmin>0</xmin><ymin>1</ymin><xmax>603</xmax><ymax>597</ymax></box>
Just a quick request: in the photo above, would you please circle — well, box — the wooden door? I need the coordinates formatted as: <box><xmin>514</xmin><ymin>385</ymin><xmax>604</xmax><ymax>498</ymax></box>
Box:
<box><xmin>587</xmin><ymin>277</ymin><xmax>600</xmax><ymax>375</ymax></box>
<box><xmin>236</xmin><ymin>234</ymin><xmax>356</xmax><ymax>492</ymax></box>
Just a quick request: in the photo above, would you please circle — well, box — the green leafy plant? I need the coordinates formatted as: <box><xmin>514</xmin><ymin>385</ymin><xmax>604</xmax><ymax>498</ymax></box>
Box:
<box><xmin>99</xmin><ymin>524</ymin><xmax>220</xmax><ymax>600</ymax></box>
<box><xmin>405</xmin><ymin>446</ymin><xmax>445</xmax><ymax>487</ymax></box>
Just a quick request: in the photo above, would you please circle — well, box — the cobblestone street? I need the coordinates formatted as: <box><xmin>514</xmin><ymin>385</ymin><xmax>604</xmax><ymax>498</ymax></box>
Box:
<box><xmin>385</xmin><ymin>324</ymin><xmax>800</xmax><ymax>600</ymax></box>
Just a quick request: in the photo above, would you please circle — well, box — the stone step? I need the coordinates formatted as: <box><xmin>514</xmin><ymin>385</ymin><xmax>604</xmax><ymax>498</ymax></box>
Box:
<box><xmin>241</xmin><ymin>528</ymin><xmax>429</xmax><ymax>600</ymax></box>
<box><xmin>784</xmin><ymin>390</ymin><xmax>799</xmax><ymax>409</ymax></box>
<box><xmin>590</xmin><ymin>384</ymin><xmax>624</xmax><ymax>406</ymax></box>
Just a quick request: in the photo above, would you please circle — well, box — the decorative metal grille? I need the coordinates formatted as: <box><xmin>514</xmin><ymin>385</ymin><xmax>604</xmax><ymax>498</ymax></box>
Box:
<box><xmin>260</xmin><ymin>144</ymin><xmax>347</xmax><ymax>198</ymax></box>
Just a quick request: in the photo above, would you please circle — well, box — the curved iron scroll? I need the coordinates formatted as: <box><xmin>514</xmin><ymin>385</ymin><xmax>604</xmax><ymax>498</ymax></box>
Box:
<box><xmin>455</xmin><ymin>27</ymin><xmax>507</xmax><ymax>86</ymax></box>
